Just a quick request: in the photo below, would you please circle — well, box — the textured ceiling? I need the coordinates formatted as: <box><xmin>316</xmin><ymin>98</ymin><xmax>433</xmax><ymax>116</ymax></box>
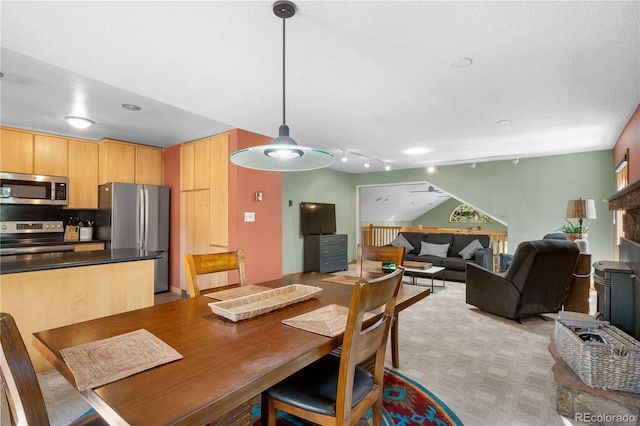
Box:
<box><xmin>1</xmin><ymin>1</ymin><xmax>638</xmax><ymax>175</ymax></box>
<box><xmin>1</xmin><ymin>1</ymin><xmax>638</xmax><ymax>222</ymax></box>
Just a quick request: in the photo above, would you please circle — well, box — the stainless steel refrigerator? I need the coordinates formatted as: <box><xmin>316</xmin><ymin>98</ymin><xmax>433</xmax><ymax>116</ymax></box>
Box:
<box><xmin>97</xmin><ymin>182</ymin><xmax>170</xmax><ymax>293</ymax></box>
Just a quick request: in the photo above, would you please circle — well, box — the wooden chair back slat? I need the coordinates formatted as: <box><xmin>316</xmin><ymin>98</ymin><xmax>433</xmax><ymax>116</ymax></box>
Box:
<box><xmin>183</xmin><ymin>249</ymin><xmax>247</xmax><ymax>297</ymax></box>
<box><xmin>355</xmin><ymin>244</ymin><xmax>405</xmax><ymax>278</ymax></box>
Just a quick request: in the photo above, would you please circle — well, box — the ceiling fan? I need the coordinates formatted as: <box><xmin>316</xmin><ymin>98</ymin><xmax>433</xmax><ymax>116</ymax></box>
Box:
<box><xmin>410</xmin><ymin>186</ymin><xmax>443</xmax><ymax>193</ymax></box>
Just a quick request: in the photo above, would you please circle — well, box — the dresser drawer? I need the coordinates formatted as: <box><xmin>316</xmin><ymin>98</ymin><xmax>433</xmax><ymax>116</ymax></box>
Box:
<box><xmin>319</xmin><ymin>244</ymin><xmax>347</xmax><ymax>258</ymax></box>
<box><xmin>316</xmin><ymin>234</ymin><xmax>348</xmax><ymax>247</ymax></box>
<box><xmin>318</xmin><ymin>255</ymin><xmax>348</xmax><ymax>273</ymax></box>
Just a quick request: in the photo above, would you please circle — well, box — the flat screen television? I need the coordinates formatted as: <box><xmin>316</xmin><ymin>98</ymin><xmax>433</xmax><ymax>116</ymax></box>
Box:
<box><xmin>300</xmin><ymin>202</ymin><xmax>336</xmax><ymax>235</ymax></box>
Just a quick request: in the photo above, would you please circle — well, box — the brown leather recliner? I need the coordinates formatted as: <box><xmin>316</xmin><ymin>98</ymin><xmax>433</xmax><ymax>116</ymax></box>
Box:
<box><xmin>465</xmin><ymin>239</ymin><xmax>580</xmax><ymax>321</ymax></box>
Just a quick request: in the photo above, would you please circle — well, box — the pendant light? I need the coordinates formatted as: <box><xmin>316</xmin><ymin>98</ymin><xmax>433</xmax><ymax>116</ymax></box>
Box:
<box><xmin>230</xmin><ymin>0</ymin><xmax>334</xmax><ymax>171</ymax></box>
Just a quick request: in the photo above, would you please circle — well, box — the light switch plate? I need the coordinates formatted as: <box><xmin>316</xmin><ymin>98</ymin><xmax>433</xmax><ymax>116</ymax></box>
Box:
<box><xmin>244</xmin><ymin>212</ymin><xmax>255</xmax><ymax>222</ymax></box>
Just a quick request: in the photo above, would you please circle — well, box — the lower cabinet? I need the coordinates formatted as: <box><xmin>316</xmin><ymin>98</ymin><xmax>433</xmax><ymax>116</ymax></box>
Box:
<box><xmin>304</xmin><ymin>234</ymin><xmax>348</xmax><ymax>273</ymax></box>
<box><xmin>0</xmin><ymin>260</ymin><xmax>154</xmax><ymax>371</ymax></box>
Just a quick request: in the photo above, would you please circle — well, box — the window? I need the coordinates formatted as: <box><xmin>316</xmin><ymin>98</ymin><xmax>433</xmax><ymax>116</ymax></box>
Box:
<box><xmin>449</xmin><ymin>204</ymin><xmax>491</xmax><ymax>224</ymax></box>
<box><xmin>614</xmin><ymin>150</ymin><xmax>629</xmax><ymax>243</ymax></box>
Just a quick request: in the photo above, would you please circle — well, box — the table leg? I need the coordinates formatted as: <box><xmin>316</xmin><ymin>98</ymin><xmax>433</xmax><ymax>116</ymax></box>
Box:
<box><xmin>391</xmin><ymin>314</ymin><xmax>399</xmax><ymax>368</ymax></box>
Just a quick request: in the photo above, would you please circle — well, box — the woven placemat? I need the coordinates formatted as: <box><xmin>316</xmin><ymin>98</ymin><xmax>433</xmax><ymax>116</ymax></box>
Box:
<box><xmin>204</xmin><ymin>285</ymin><xmax>273</xmax><ymax>300</ymax></box>
<box><xmin>321</xmin><ymin>275</ymin><xmax>360</xmax><ymax>285</ymax></box>
<box><xmin>282</xmin><ymin>304</ymin><xmax>374</xmax><ymax>337</ymax></box>
<box><xmin>60</xmin><ymin>329</ymin><xmax>183</xmax><ymax>391</ymax></box>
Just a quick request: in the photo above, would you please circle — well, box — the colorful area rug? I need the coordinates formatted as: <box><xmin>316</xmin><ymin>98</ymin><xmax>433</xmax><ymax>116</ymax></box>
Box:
<box><xmin>251</xmin><ymin>368</ymin><xmax>463</xmax><ymax>425</ymax></box>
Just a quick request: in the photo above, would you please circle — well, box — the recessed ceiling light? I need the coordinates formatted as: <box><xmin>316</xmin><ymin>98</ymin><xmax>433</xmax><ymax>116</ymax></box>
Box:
<box><xmin>497</xmin><ymin>120</ymin><xmax>512</xmax><ymax>125</ymax></box>
<box><xmin>121</xmin><ymin>103</ymin><xmax>142</xmax><ymax>111</ymax></box>
<box><xmin>64</xmin><ymin>116</ymin><xmax>94</xmax><ymax>129</ymax></box>
<box><xmin>451</xmin><ymin>57</ymin><xmax>473</xmax><ymax>68</ymax></box>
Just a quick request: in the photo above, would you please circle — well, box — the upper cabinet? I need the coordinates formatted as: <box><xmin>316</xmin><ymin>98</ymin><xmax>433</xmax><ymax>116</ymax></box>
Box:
<box><xmin>180</xmin><ymin>138</ymin><xmax>210</xmax><ymax>191</ymax></box>
<box><xmin>136</xmin><ymin>145</ymin><xmax>164</xmax><ymax>186</ymax></box>
<box><xmin>34</xmin><ymin>134</ymin><xmax>68</xmax><ymax>176</ymax></box>
<box><xmin>68</xmin><ymin>139</ymin><xmax>99</xmax><ymax>209</ymax></box>
<box><xmin>1</xmin><ymin>128</ymin><xmax>69</xmax><ymax>176</ymax></box>
<box><xmin>0</xmin><ymin>128</ymin><xmax>34</xmax><ymax>173</ymax></box>
<box><xmin>99</xmin><ymin>139</ymin><xmax>163</xmax><ymax>185</ymax></box>
<box><xmin>99</xmin><ymin>140</ymin><xmax>136</xmax><ymax>184</ymax></box>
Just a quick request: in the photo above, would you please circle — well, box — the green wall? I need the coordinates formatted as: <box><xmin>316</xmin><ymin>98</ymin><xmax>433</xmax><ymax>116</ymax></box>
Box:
<box><xmin>282</xmin><ymin>168</ymin><xmax>356</xmax><ymax>274</ymax></box>
<box><xmin>283</xmin><ymin>150</ymin><xmax>615</xmax><ymax>274</ymax></box>
<box><xmin>412</xmin><ymin>198</ymin><xmax>508</xmax><ymax>232</ymax></box>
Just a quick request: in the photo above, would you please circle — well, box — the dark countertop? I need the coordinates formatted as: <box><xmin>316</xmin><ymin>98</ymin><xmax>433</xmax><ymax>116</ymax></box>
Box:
<box><xmin>0</xmin><ymin>248</ymin><xmax>163</xmax><ymax>275</ymax></box>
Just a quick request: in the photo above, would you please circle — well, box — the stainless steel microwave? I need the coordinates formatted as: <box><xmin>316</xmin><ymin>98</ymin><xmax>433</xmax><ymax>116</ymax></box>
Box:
<box><xmin>0</xmin><ymin>172</ymin><xmax>68</xmax><ymax>205</ymax></box>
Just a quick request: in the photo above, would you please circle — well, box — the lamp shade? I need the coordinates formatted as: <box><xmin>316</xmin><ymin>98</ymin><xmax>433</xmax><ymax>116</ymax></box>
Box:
<box><xmin>229</xmin><ymin>0</ymin><xmax>335</xmax><ymax>172</ymax></box>
<box><xmin>565</xmin><ymin>198</ymin><xmax>597</xmax><ymax>219</ymax></box>
<box><xmin>230</xmin><ymin>144</ymin><xmax>335</xmax><ymax>171</ymax></box>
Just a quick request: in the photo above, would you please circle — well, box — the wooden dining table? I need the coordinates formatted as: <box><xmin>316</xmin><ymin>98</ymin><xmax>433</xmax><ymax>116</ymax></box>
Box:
<box><xmin>32</xmin><ymin>272</ymin><xmax>429</xmax><ymax>426</ymax></box>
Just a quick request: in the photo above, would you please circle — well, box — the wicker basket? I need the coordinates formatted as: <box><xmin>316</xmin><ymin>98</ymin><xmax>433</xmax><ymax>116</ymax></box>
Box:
<box><xmin>208</xmin><ymin>284</ymin><xmax>322</xmax><ymax>322</ymax></box>
<box><xmin>554</xmin><ymin>318</ymin><xmax>640</xmax><ymax>394</ymax></box>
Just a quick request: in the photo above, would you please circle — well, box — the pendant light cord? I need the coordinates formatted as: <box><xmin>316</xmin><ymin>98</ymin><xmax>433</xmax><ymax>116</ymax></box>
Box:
<box><xmin>282</xmin><ymin>13</ymin><xmax>287</xmax><ymax>126</ymax></box>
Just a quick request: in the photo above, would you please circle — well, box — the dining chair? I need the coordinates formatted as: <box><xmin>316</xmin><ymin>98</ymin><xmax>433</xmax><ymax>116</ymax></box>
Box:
<box><xmin>0</xmin><ymin>312</ymin><xmax>107</xmax><ymax>426</ymax></box>
<box><xmin>261</xmin><ymin>267</ymin><xmax>404</xmax><ymax>426</ymax></box>
<box><xmin>355</xmin><ymin>244</ymin><xmax>405</xmax><ymax>278</ymax></box>
<box><xmin>183</xmin><ymin>249</ymin><xmax>247</xmax><ymax>297</ymax></box>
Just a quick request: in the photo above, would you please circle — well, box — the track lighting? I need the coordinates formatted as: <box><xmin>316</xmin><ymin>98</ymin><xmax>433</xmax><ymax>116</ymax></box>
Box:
<box><xmin>341</xmin><ymin>149</ymin><xmax>347</xmax><ymax>163</ymax></box>
<box><xmin>513</xmin><ymin>156</ymin><xmax>520</xmax><ymax>165</ymax></box>
<box><xmin>470</xmin><ymin>162</ymin><xmax>477</xmax><ymax>169</ymax></box>
<box><xmin>364</xmin><ymin>161</ymin><xmax>370</xmax><ymax>168</ymax></box>
<box><xmin>427</xmin><ymin>164</ymin><xmax>435</xmax><ymax>174</ymax></box>
<box><xmin>384</xmin><ymin>162</ymin><xmax>391</xmax><ymax>171</ymax></box>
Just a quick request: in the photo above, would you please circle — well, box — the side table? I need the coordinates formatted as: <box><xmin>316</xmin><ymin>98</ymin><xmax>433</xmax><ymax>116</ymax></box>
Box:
<box><xmin>563</xmin><ymin>253</ymin><xmax>591</xmax><ymax>314</ymax></box>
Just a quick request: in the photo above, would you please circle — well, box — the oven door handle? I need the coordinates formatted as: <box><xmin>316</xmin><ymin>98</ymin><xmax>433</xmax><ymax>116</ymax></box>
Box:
<box><xmin>0</xmin><ymin>245</ymin><xmax>75</xmax><ymax>255</ymax></box>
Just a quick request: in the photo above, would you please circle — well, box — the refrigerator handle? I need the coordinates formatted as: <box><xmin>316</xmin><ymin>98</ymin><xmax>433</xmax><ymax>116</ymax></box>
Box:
<box><xmin>144</xmin><ymin>187</ymin><xmax>150</xmax><ymax>250</ymax></box>
<box><xmin>138</xmin><ymin>187</ymin><xmax>145</xmax><ymax>250</ymax></box>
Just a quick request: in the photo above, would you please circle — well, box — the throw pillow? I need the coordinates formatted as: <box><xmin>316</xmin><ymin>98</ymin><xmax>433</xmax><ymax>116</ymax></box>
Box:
<box><xmin>419</xmin><ymin>242</ymin><xmax>450</xmax><ymax>258</ymax></box>
<box><xmin>458</xmin><ymin>239</ymin><xmax>483</xmax><ymax>260</ymax></box>
<box><xmin>390</xmin><ymin>234</ymin><xmax>415</xmax><ymax>252</ymax></box>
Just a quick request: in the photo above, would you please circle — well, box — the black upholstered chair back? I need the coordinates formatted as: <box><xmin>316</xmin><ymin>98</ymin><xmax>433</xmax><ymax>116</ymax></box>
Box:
<box><xmin>503</xmin><ymin>240</ymin><xmax>580</xmax><ymax>317</ymax></box>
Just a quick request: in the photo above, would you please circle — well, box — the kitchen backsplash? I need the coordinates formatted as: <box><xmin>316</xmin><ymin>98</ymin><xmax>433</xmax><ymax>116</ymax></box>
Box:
<box><xmin>0</xmin><ymin>205</ymin><xmax>96</xmax><ymax>224</ymax></box>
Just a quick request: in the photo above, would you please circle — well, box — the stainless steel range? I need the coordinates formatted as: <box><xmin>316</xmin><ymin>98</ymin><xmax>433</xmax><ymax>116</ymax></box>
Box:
<box><xmin>0</xmin><ymin>221</ymin><xmax>73</xmax><ymax>255</ymax></box>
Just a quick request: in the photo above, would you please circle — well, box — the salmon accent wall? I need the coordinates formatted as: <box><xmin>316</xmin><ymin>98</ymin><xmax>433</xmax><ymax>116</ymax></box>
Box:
<box><xmin>164</xmin><ymin>144</ymin><xmax>182</xmax><ymax>291</ymax></box>
<box><xmin>228</xmin><ymin>129</ymin><xmax>283</xmax><ymax>284</ymax></box>
<box><xmin>613</xmin><ymin>104</ymin><xmax>640</xmax><ymax>183</ymax></box>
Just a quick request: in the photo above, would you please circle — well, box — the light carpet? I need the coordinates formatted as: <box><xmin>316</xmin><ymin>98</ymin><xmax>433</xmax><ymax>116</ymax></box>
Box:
<box><xmin>33</xmin><ymin>276</ymin><xmax>590</xmax><ymax>425</ymax></box>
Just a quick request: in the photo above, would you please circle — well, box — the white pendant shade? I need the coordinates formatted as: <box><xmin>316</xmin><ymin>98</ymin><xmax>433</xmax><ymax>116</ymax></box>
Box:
<box><xmin>229</xmin><ymin>1</ymin><xmax>334</xmax><ymax>172</ymax></box>
<box><xmin>230</xmin><ymin>145</ymin><xmax>335</xmax><ymax>171</ymax></box>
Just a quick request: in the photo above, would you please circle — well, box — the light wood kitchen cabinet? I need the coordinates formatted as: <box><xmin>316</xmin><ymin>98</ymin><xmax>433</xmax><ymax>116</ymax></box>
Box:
<box><xmin>180</xmin><ymin>189</ymin><xmax>215</xmax><ymax>291</ymax></box>
<box><xmin>135</xmin><ymin>145</ymin><xmax>164</xmax><ymax>185</ymax></box>
<box><xmin>179</xmin><ymin>132</ymin><xmax>231</xmax><ymax>292</ymax></box>
<box><xmin>209</xmin><ymin>133</ymin><xmax>229</xmax><ymax>248</ymax></box>
<box><xmin>180</xmin><ymin>138</ymin><xmax>210</xmax><ymax>191</ymax></box>
<box><xmin>74</xmin><ymin>242</ymin><xmax>105</xmax><ymax>251</ymax></box>
<box><xmin>99</xmin><ymin>140</ymin><xmax>136</xmax><ymax>184</ymax></box>
<box><xmin>1</xmin><ymin>128</ymin><xmax>68</xmax><ymax>176</ymax></box>
<box><xmin>0</xmin><ymin>128</ymin><xmax>34</xmax><ymax>173</ymax></box>
<box><xmin>68</xmin><ymin>138</ymin><xmax>99</xmax><ymax>209</ymax></box>
<box><xmin>34</xmin><ymin>134</ymin><xmax>68</xmax><ymax>176</ymax></box>
<box><xmin>99</xmin><ymin>139</ymin><xmax>163</xmax><ymax>185</ymax></box>
<box><xmin>0</xmin><ymin>260</ymin><xmax>154</xmax><ymax>371</ymax></box>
